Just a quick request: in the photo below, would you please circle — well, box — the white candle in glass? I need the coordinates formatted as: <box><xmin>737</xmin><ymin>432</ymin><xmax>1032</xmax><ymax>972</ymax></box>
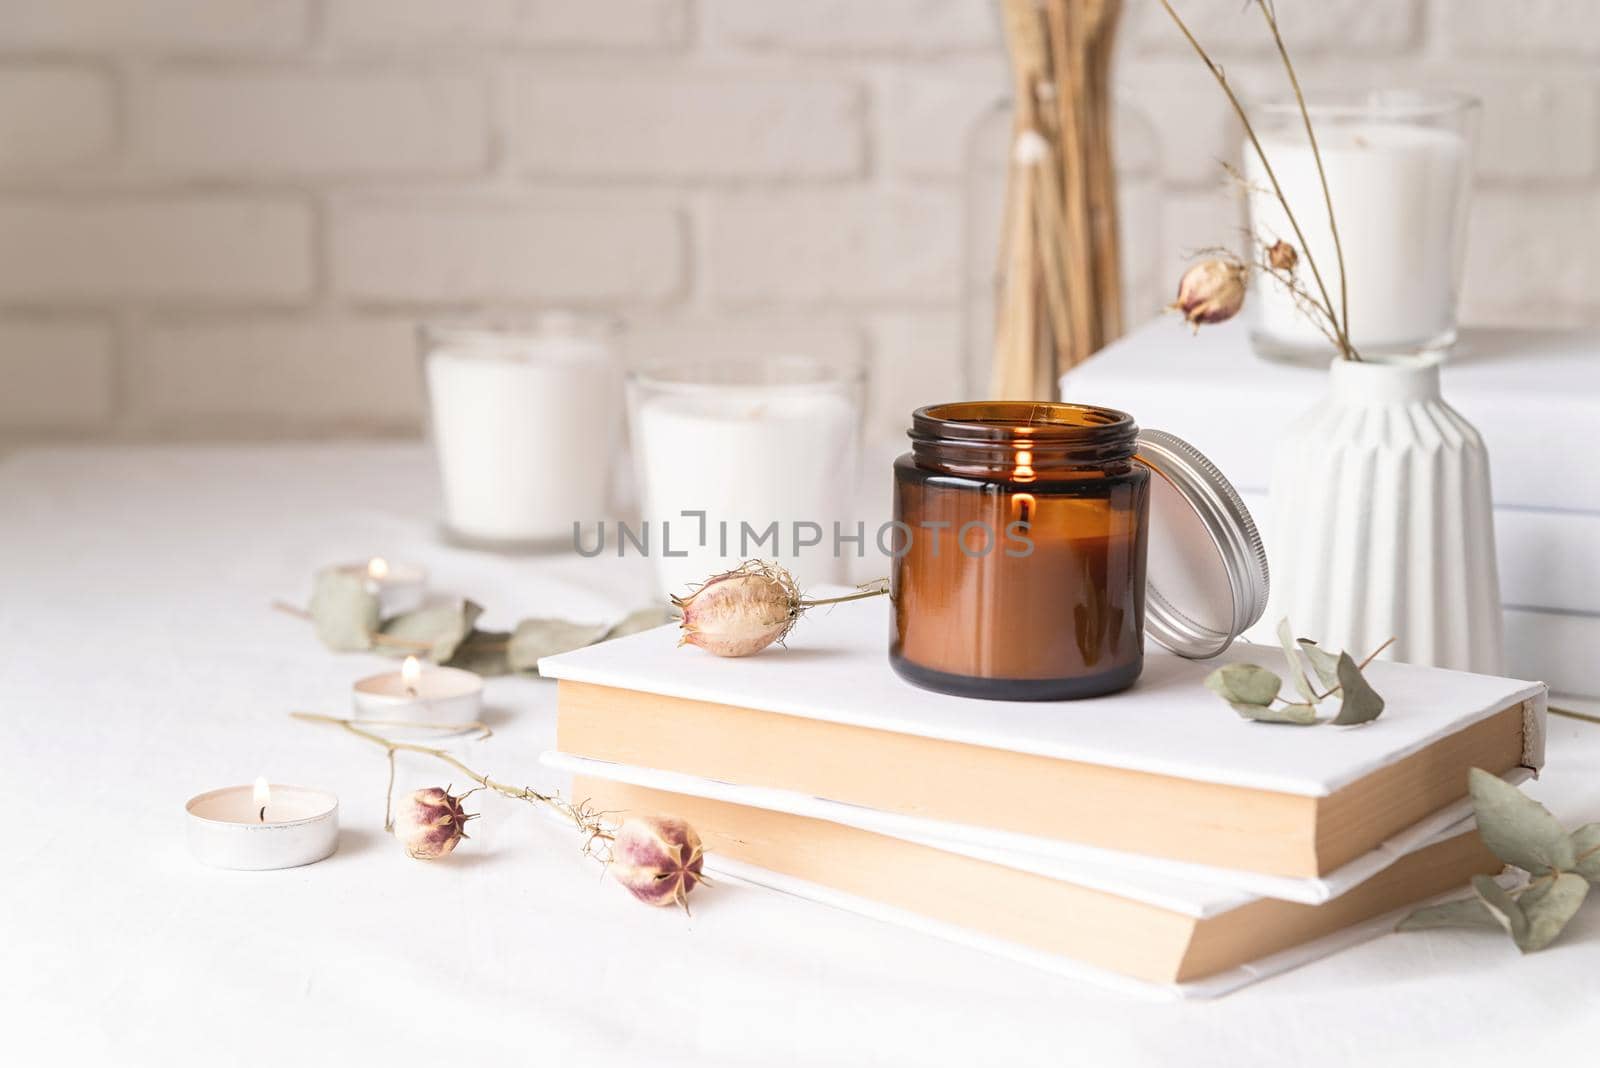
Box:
<box><xmin>628</xmin><ymin>358</ymin><xmax>862</xmax><ymax>600</ymax></box>
<box><xmin>423</xmin><ymin>316</ymin><xmax>623</xmax><ymax>549</ymax></box>
<box><xmin>186</xmin><ymin>778</ymin><xmax>339</xmax><ymax>870</ymax></box>
<box><xmin>1244</xmin><ymin>92</ymin><xmax>1478</xmax><ymax>362</ymax></box>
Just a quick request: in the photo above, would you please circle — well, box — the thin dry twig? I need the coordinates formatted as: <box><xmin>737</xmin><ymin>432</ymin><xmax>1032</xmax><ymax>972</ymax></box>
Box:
<box><xmin>292</xmin><ymin>711</ymin><xmax>616</xmax><ymax>850</ymax></box>
<box><xmin>1255</xmin><ymin>0</ymin><xmax>1350</xmax><ymax>344</ymax></box>
<box><xmin>1157</xmin><ymin>0</ymin><xmax>1358</xmax><ymax>361</ymax></box>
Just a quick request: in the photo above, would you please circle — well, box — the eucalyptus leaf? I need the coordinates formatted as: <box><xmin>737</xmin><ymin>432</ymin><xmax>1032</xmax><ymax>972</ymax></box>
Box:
<box><xmin>308</xmin><ymin>568</ymin><xmax>379</xmax><ymax>652</ymax></box>
<box><xmin>380</xmin><ymin>600</ymin><xmax>483</xmax><ymax>662</ymax></box>
<box><xmin>1570</xmin><ymin>823</ymin><xmax>1600</xmax><ymax>882</ymax></box>
<box><xmin>1276</xmin><ymin>618</ymin><xmax>1318</xmax><ymax>705</ymax></box>
<box><xmin>507</xmin><ymin>618</ymin><xmax>611</xmax><ymax>674</ymax></box>
<box><xmin>1395</xmin><ymin>895</ymin><xmax>1502</xmax><ymax>932</ymax></box>
<box><xmin>445</xmin><ymin>628</ymin><xmax>511</xmax><ymax>676</ymax></box>
<box><xmin>1204</xmin><ymin>663</ymin><xmax>1282</xmax><ymax>707</ymax></box>
<box><xmin>1230</xmin><ymin>700</ymin><xmax>1318</xmax><ymax>725</ymax></box>
<box><xmin>1296</xmin><ymin>639</ymin><xmax>1341</xmax><ymax>690</ymax></box>
<box><xmin>1469</xmin><ymin>768</ymin><xmax>1575</xmax><ymax>875</ymax></box>
<box><xmin>1514</xmin><ymin>873</ymin><xmax>1589</xmax><ymax>952</ymax></box>
<box><xmin>1470</xmin><ymin>874</ymin><xmax>1527</xmax><ymax>943</ymax></box>
<box><xmin>604</xmin><ymin>606</ymin><xmax>672</xmax><ymax>641</ymax></box>
<box><xmin>1330</xmin><ymin>651</ymin><xmax>1385</xmax><ymax>726</ymax></box>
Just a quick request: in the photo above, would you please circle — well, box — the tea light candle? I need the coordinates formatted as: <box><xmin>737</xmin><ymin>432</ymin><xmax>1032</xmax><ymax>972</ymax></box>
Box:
<box><xmin>186</xmin><ymin>777</ymin><xmax>339</xmax><ymax>870</ymax></box>
<box><xmin>352</xmin><ymin>655</ymin><xmax>484</xmax><ymax>728</ymax></box>
<box><xmin>337</xmin><ymin>556</ymin><xmax>427</xmax><ymax>616</ymax></box>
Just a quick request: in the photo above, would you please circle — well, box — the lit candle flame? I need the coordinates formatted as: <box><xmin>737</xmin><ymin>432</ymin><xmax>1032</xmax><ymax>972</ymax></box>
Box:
<box><xmin>402</xmin><ymin>655</ymin><xmax>422</xmax><ymax>695</ymax></box>
<box><xmin>253</xmin><ymin>776</ymin><xmax>270</xmax><ymax>823</ymax></box>
<box><xmin>367</xmin><ymin>556</ymin><xmax>389</xmax><ymax>580</ymax></box>
<box><xmin>1012</xmin><ymin>447</ymin><xmax>1036</xmax><ymax>484</ymax></box>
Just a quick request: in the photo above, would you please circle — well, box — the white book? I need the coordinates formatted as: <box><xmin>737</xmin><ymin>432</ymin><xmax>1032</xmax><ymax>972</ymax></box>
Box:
<box><xmin>1241</xmin><ymin>488</ymin><xmax>1600</xmax><ymax>693</ymax></box>
<box><xmin>697</xmin><ymin>852</ymin><xmax>1499</xmax><ymax>1000</ymax></box>
<box><xmin>1239</xmin><ymin>489</ymin><xmax>1600</xmax><ymax>617</ymax></box>
<box><xmin>539</xmin><ymin>596</ymin><xmax>1546</xmax><ymax>879</ymax></box>
<box><xmin>1505</xmin><ymin>607</ymin><xmax>1600</xmax><ymax>699</ymax></box>
<box><xmin>545</xmin><ymin>750</ymin><xmax>1529</xmax><ymax>906</ymax></box>
<box><xmin>534</xmin><ymin>777</ymin><xmax>1500</xmax><ymax>1001</ymax></box>
<box><xmin>1060</xmin><ymin>316</ymin><xmax>1600</xmax><ymax>514</ymax></box>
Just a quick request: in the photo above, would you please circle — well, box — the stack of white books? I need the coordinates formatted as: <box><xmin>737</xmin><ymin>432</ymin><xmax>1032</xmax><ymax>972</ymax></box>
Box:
<box><xmin>539</xmin><ymin>597</ymin><xmax>1546</xmax><ymax>997</ymax></box>
<box><xmin>1061</xmin><ymin>316</ymin><xmax>1600</xmax><ymax>698</ymax></box>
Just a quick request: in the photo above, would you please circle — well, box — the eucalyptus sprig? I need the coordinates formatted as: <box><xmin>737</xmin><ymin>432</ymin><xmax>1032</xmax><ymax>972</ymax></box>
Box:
<box><xmin>280</xmin><ymin>567</ymin><xmax>668</xmax><ymax>676</ymax></box>
<box><xmin>1203</xmin><ymin>619</ymin><xmax>1390</xmax><ymax>726</ymax></box>
<box><xmin>1398</xmin><ymin>770</ymin><xmax>1598</xmax><ymax>953</ymax></box>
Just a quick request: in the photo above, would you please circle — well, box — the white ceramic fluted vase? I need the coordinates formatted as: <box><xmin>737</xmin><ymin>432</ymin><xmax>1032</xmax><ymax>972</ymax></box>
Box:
<box><xmin>1266</xmin><ymin>356</ymin><xmax>1503</xmax><ymax>673</ymax></box>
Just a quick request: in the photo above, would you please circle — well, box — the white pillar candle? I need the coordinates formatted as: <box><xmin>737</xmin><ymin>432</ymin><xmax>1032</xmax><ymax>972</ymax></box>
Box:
<box><xmin>1244</xmin><ymin>93</ymin><xmax>1476</xmax><ymax>360</ymax></box>
<box><xmin>336</xmin><ymin>557</ymin><xmax>427</xmax><ymax>617</ymax></box>
<box><xmin>352</xmin><ymin>655</ymin><xmax>483</xmax><ymax>728</ymax></box>
<box><xmin>629</xmin><ymin>368</ymin><xmax>861</xmax><ymax>600</ymax></box>
<box><xmin>186</xmin><ymin>778</ymin><xmax>338</xmax><ymax>870</ymax></box>
<box><xmin>423</xmin><ymin>318</ymin><xmax>623</xmax><ymax>548</ymax></box>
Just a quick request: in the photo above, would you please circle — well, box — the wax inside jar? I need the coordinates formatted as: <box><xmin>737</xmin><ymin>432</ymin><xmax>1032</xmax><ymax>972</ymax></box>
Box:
<box><xmin>1246</xmin><ymin>121</ymin><xmax>1469</xmax><ymax>355</ymax></box>
<box><xmin>891</xmin><ymin>463</ymin><xmax>1149</xmax><ymax>697</ymax></box>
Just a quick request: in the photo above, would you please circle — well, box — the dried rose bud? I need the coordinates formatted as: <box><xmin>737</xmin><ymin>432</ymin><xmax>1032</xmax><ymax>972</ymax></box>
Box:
<box><xmin>1267</xmin><ymin>240</ymin><xmax>1298</xmax><ymax>272</ymax></box>
<box><xmin>1171</xmin><ymin>258</ymin><xmax>1248</xmax><ymax>328</ymax></box>
<box><xmin>393</xmin><ymin>786</ymin><xmax>473</xmax><ymax>860</ymax></box>
<box><xmin>672</xmin><ymin>561</ymin><xmax>800</xmax><ymax>657</ymax></box>
<box><xmin>610</xmin><ymin>815</ymin><xmax>706</xmax><ymax>909</ymax></box>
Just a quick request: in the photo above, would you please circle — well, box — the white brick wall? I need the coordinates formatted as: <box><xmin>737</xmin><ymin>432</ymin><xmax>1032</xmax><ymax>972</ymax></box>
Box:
<box><xmin>130</xmin><ymin>70</ymin><xmax>491</xmax><ymax>178</ymax></box>
<box><xmin>0</xmin><ymin>0</ymin><xmax>1596</xmax><ymax>440</ymax></box>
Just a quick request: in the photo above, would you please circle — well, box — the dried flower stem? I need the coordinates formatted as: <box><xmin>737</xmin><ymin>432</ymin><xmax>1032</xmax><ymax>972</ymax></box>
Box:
<box><xmin>1158</xmin><ymin>0</ymin><xmax>1359</xmax><ymax>361</ymax></box>
<box><xmin>291</xmin><ymin>711</ymin><xmax>616</xmax><ymax>851</ymax></box>
<box><xmin>1255</xmin><ymin>0</ymin><xmax>1349</xmax><ymax>344</ymax></box>
<box><xmin>799</xmin><ymin>580</ymin><xmax>890</xmax><ymax>610</ymax></box>
<box><xmin>1548</xmin><ymin>704</ymin><xmax>1600</xmax><ymax>728</ymax></box>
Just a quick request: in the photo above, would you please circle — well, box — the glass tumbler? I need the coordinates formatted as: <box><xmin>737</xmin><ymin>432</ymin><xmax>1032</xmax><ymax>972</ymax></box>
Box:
<box><xmin>626</xmin><ymin>356</ymin><xmax>864</xmax><ymax>601</ymax></box>
<box><xmin>1244</xmin><ymin>90</ymin><xmax>1480</xmax><ymax>364</ymax></box>
<box><xmin>421</xmin><ymin>315</ymin><xmax>622</xmax><ymax>551</ymax></box>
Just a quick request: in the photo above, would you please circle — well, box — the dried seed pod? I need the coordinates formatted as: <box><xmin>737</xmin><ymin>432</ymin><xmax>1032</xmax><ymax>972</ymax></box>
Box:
<box><xmin>672</xmin><ymin>561</ymin><xmax>801</xmax><ymax>658</ymax></box>
<box><xmin>609</xmin><ymin>815</ymin><xmax>706</xmax><ymax>909</ymax></box>
<box><xmin>1171</xmin><ymin>258</ymin><xmax>1248</xmax><ymax>329</ymax></box>
<box><xmin>1267</xmin><ymin>240</ymin><xmax>1298</xmax><ymax>272</ymax></box>
<box><xmin>393</xmin><ymin>786</ymin><xmax>473</xmax><ymax>860</ymax></box>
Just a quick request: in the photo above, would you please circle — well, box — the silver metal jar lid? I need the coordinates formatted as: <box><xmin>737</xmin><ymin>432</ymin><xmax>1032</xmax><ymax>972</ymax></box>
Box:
<box><xmin>1136</xmin><ymin>429</ymin><xmax>1270</xmax><ymax>659</ymax></box>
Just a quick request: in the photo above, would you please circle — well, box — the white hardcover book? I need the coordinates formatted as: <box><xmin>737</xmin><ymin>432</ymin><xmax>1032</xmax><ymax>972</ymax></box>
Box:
<box><xmin>698</xmin><ymin>853</ymin><xmax>1500</xmax><ymax>1001</ymax></box>
<box><xmin>541</xmin><ymin>750</ymin><xmax>1526</xmax><ymax>907</ymax></box>
<box><xmin>1060</xmin><ymin>316</ymin><xmax>1600</xmax><ymax>514</ymax></box>
<box><xmin>1240</xmin><ymin>489</ymin><xmax>1600</xmax><ymax>616</ymax></box>
<box><xmin>1505</xmin><ymin>607</ymin><xmax>1600</xmax><ymax>700</ymax></box>
<box><xmin>540</xmin><ymin>755</ymin><xmax>1504</xmax><ymax>999</ymax></box>
<box><xmin>538</xmin><ymin>595</ymin><xmax>1545</xmax><ymax>800</ymax></box>
<box><xmin>1242</xmin><ymin>488</ymin><xmax>1600</xmax><ymax>693</ymax></box>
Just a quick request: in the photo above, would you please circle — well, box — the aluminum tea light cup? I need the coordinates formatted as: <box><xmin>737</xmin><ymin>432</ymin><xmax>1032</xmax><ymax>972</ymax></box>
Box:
<box><xmin>186</xmin><ymin>778</ymin><xmax>339</xmax><ymax>870</ymax></box>
<box><xmin>352</xmin><ymin>655</ymin><xmax>484</xmax><ymax>729</ymax></box>
<box><xmin>334</xmin><ymin>556</ymin><xmax>427</xmax><ymax>616</ymax></box>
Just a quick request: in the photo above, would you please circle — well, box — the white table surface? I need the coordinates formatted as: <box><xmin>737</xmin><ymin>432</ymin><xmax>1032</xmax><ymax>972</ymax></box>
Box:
<box><xmin>4</xmin><ymin>443</ymin><xmax>1599</xmax><ymax>1067</ymax></box>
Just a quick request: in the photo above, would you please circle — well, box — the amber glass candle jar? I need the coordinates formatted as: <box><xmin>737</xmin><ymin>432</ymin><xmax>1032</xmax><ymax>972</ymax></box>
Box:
<box><xmin>891</xmin><ymin>402</ymin><xmax>1151</xmax><ymax>700</ymax></box>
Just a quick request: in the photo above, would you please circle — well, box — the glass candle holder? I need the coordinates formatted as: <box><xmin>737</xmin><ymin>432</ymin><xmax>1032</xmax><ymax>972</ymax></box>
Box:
<box><xmin>627</xmin><ymin>356</ymin><xmax>864</xmax><ymax>601</ymax></box>
<box><xmin>1244</xmin><ymin>90</ymin><xmax>1480</xmax><ymax>364</ymax></box>
<box><xmin>421</xmin><ymin>315</ymin><xmax>622</xmax><ymax>551</ymax></box>
<box><xmin>891</xmin><ymin>403</ymin><xmax>1269</xmax><ymax>701</ymax></box>
<box><xmin>891</xmin><ymin>402</ymin><xmax>1149</xmax><ymax>700</ymax></box>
